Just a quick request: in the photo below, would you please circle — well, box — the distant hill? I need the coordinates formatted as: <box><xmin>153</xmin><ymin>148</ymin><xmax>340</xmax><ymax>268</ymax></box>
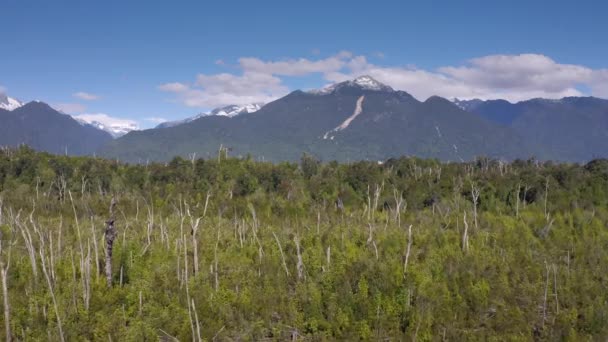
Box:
<box><xmin>100</xmin><ymin>76</ymin><xmax>528</xmax><ymax>162</ymax></box>
<box><xmin>457</xmin><ymin>97</ymin><xmax>608</xmax><ymax>161</ymax></box>
<box><xmin>0</xmin><ymin>101</ymin><xmax>113</xmax><ymax>155</ymax></box>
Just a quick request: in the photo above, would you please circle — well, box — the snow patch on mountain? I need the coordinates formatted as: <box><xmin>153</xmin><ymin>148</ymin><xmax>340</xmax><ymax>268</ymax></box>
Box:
<box><xmin>310</xmin><ymin>75</ymin><xmax>393</xmax><ymax>95</ymax></box>
<box><xmin>74</xmin><ymin>113</ymin><xmax>139</xmax><ymax>138</ymax></box>
<box><xmin>0</xmin><ymin>94</ymin><xmax>24</xmax><ymax>111</ymax></box>
<box><xmin>157</xmin><ymin>103</ymin><xmax>263</xmax><ymax>128</ymax></box>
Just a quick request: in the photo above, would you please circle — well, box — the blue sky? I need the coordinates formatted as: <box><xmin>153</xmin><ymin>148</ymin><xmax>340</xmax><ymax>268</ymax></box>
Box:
<box><xmin>1</xmin><ymin>0</ymin><xmax>607</xmax><ymax>128</ymax></box>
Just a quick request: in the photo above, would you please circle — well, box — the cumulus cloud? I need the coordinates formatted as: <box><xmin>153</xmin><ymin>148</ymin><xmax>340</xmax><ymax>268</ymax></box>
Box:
<box><xmin>158</xmin><ymin>82</ymin><xmax>189</xmax><ymax>92</ymax></box>
<box><xmin>590</xmin><ymin>69</ymin><xmax>608</xmax><ymax>98</ymax></box>
<box><xmin>73</xmin><ymin>92</ymin><xmax>100</xmax><ymax>101</ymax></box>
<box><xmin>160</xmin><ymin>52</ymin><xmax>608</xmax><ymax>107</ymax></box>
<box><xmin>54</xmin><ymin>103</ymin><xmax>87</xmax><ymax>114</ymax></box>
<box><xmin>238</xmin><ymin>51</ymin><xmax>352</xmax><ymax>76</ymax></box>
<box><xmin>160</xmin><ymin>72</ymin><xmax>289</xmax><ymax>108</ymax></box>
<box><xmin>323</xmin><ymin>53</ymin><xmax>607</xmax><ymax>102</ymax></box>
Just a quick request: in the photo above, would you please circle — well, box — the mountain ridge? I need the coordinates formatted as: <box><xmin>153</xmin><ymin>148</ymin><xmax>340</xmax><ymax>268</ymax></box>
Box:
<box><xmin>100</xmin><ymin>76</ymin><xmax>531</xmax><ymax>162</ymax></box>
<box><xmin>0</xmin><ymin>101</ymin><xmax>113</xmax><ymax>155</ymax></box>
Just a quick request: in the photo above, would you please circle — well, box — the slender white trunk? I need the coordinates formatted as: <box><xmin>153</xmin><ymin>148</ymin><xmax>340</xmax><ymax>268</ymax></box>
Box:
<box><xmin>273</xmin><ymin>232</ymin><xmax>290</xmax><ymax>277</ymax></box>
<box><xmin>462</xmin><ymin>212</ymin><xmax>469</xmax><ymax>253</ymax></box>
<box><xmin>404</xmin><ymin>225</ymin><xmax>413</xmax><ymax>276</ymax></box>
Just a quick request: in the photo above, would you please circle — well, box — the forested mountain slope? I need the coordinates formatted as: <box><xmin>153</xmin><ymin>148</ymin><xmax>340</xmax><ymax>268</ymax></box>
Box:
<box><xmin>100</xmin><ymin>77</ymin><xmax>528</xmax><ymax>162</ymax></box>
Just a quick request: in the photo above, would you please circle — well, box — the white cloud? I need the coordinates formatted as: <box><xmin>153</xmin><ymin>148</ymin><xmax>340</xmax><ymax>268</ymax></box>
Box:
<box><xmin>324</xmin><ymin>53</ymin><xmax>606</xmax><ymax>102</ymax></box>
<box><xmin>73</xmin><ymin>92</ymin><xmax>100</xmax><ymax>101</ymax></box>
<box><xmin>145</xmin><ymin>117</ymin><xmax>168</xmax><ymax>124</ymax></box>
<box><xmin>160</xmin><ymin>72</ymin><xmax>288</xmax><ymax>108</ymax></box>
<box><xmin>158</xmin><ymin>82</ymin><xmax>189</xmax><ymax>92</ymax></box>
<box><xmin>590</xmin><ymin>69</ymin><xmax>608</xmax><ymax>98</ymax></box>
<box><xmin>238</xmin><ymin>51</ymin><xmax>352</xmax><ymax>76</ymax></box>
<box><xmin>160</xmin><ymin>52</ymin><xmax>608</xmax><ymax>107</ymax></box>
<box><xmin>54</xmin><ymin>103</ymin><xmax>87</xmax><ymax>114</ymax></box>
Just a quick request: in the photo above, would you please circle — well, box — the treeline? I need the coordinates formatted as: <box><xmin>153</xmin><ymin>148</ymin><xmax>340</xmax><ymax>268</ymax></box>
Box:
<box><xmin>0</xmin><ymin>145</ymin><xmax>606</xmax><ymax>340</ymax></box>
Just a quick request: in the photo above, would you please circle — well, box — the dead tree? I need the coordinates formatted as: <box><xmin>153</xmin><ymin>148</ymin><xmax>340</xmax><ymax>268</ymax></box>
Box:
<box><xmin>462</xmin><ymin>212</ymin><xmax>470</xmax><ymax>253</ymax></box>
<box><xmin>403</xmin><ymin>225</ymin><xmax>413</xmax><ymax>277</ymax></box>
<box><xmin>294</xmin><ymin>235</ymin><xmax>305</xmax><ymax>281</ymax></box>
<box><xmin>105</xmin><ymin>197</ymin><xmax>117</xmax><ymax>287</ymax></box>
<box><xmin>515</xmin><ymin>181</ymin><xmax>521</xmax><ymax>218</ymax></box>
<box><xmin>0</xmin><ymin>241</ymin><xmax>12</xmax><ymax>341</ymax></box>
<box><xmin>393</xmin><ymin>188</ymin><xmax>406</xmax><ymax>227</ymax></box>
<box><xmin>471</xmin><ymin>183</ymin><xmax>480</xmax><ymax>230</ymax></box>
<box><xmin>272</xmin><ymin>232</ymin><xmax>290</xmax><ymax>277</ymax></box>
<box><xmin>544</xmin><ymin>177</ymin><xmax>550</xmax><ymax>219</ymax></box>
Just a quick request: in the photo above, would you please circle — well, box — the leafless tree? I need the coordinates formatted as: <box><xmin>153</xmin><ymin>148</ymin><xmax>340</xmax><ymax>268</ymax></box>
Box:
<box><xmin>105</xmin><ymin>197</ymin><xmax>117</xmax><ymax>287</ymax></box>
<box><xmin>0</xmin><ymin>240</ymin><xmax>13</xmax><ymax>341</ymax></box>
<box><xmin>462</xmin><ymin>212</ymin><xmax>470</xmax><ymax>253</ymax></box>
<box><xmin>294</xmin><ymin>234</ymin><xmax>305</xmax><ymax>281</ymax></box>
<box><xmin>404</xmin><ymin>225</ymin><xmax>413</xmax><ymax>277</ymax></box>
<box><xmin>471</xmin><ymin>183</ymin><xmax>480</xmax><ymax>230</ymax></box>
<box><xmin>273</xmin><ymin>232</ymin><xmax>290</xmax><ymax>277</ymax></box>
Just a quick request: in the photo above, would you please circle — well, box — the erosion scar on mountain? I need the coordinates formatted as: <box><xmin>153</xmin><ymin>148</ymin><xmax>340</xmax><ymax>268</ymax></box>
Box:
<box><xmin>336</xmin><ymin>95</ymin><xmax>365</xmax><ymax>131</ymax></box>
<box><xmin>324</xmin><ymin>95</ymin><xmax>366</xmax><ymax>139</ymax></box>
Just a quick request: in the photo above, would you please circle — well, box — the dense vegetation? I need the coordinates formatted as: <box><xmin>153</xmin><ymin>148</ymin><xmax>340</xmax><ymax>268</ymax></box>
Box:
<box><xmin>0</xmin><ymin>146</ymin><xmax>607</xmax><ymax>340</ymax></box>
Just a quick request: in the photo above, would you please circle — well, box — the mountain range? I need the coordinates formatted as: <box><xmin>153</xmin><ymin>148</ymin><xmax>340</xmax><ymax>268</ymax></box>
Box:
<box><xmin>2</xmin><ymin>76</ymin><xmax>608</xmax><ymax>162</ymax></box>
<box><xmin>0</xmin><ymin>101</ymin><xmax>113</xmax><ymax>155</ymax></box>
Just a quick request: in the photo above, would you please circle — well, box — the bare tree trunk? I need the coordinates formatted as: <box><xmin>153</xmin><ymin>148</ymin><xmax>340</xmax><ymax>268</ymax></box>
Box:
<box><xmin>294</xmin><ymin>234</ymin><xmax>305</xmax><ymax>281</ymax></box>
<box><xmin>462</xmin><ymin>212</ymin><xmax>469</xmax><ymax>253</ymax></box>
<box><xmin>404</xmin><ymin>225</ymin><xmax>413</xmax><ymax>277</ymax></box>
<box><xmin>1</xmin><ymin>243</ymin><xmax>12</xmax><ymax>341</ymax></box>
<box><xmin>542</xmin><ymin>261</ymin><xmax>549</xmax><ymax>328</ymax></box>
<box><xmin>515</xmin><ymin>182</ymin><xmax>521</xmax><ymax>218</ymax></box>
<box><xmin>183</xmin><ymin>233</ymin><xmax>196</xmax><ymax>340</ymax></box>
<box><xmin>544</xmin><ymin>177</ymin><xmax>549</xmax><ymax>219</ymax></box>
<box><xmin>90</xmin><ymin>219</ymin><xmax>99</xmax><ymax>277</ymax></box>
<box><xmin>393</xmin><ymin>189</ymin><xmax>405</xmax><ymax>226</ymax></box>
<box><xmin>105</xmin><ymin>197</ymin><xmax>117</xmax><ymax>287</ymax></box>
<box><xmin>272</xmin><ymin>232</ymin><xmax>290</xmax><ymax>277</ymax></box>
<box><xmin>38</xmin><ymin>240</ymin><xmax>64</xmax><ymax>342</ymax></box>
<box><xmin>214</xmin><ymin>223</ymin><xmax>220</xmax><ymax>291</ymax></box>
<box><xmin>471</xmin><ymin>184</ymin><xmax>480</xmax><ymax>230</ymax></box>
<box><xmin>191</xmin><ymin>299</ymin><xmax>202</xmax><ymax>342</ymax></box>
<box><xmin>325</xmin><ymin>246</ymin><xmax>331</xmax><ymax>272</ymax></box>
<box><xmin>190</xmin><ymin>216</ymin><xmax>201</xmax><ymax>276</ymax></box>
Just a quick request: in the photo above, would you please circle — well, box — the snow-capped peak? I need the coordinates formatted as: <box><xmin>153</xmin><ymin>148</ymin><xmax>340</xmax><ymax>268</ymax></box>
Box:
<box><xmin>157</xmin><ymin>103</ymin><xmax>263</xmax><ymax>128</ymax></box>
<box><xmin>0</xmin><ymin>93</ymin><xmax>24</xmax><ymax>111</ymax></box>
<box><xmin>351</xmin><ymin>75</ymin><xmax>391</xmax><ymax>90</ymax></box>
<box><xmin>209</xmin><ymin>103</ymin><xmax>263</xmax><ymax>117</ymax></box>
<box><xmin>309</xmin><ymin>75</ymin><xmax>393</xmax><ymax>95</ymax></box>
<box><xmin>73</xmin><ymin>114</ymin><xmax>139</xmax><ymax>138</ymax></box>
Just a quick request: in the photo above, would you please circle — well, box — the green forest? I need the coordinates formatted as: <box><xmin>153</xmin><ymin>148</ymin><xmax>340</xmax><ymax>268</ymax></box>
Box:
<box><xmin>0</xmin><ymin>146</ymin><xmax>607</xmax><ymax>340</ymax></box>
